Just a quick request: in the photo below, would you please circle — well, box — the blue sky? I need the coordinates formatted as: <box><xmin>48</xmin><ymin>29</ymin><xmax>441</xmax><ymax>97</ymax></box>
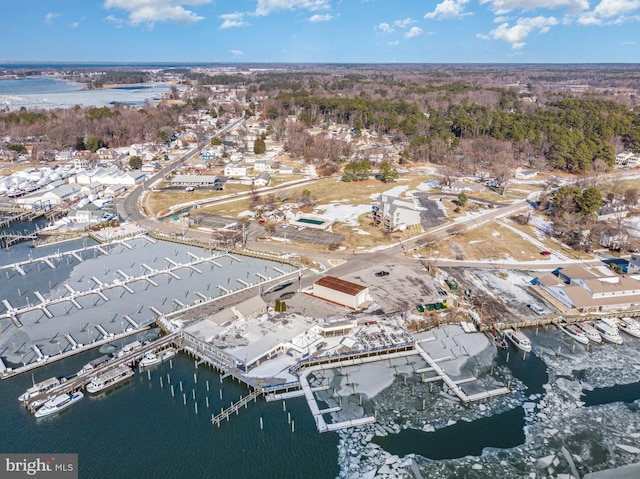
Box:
<box><xmin>2</xmin><ymin>0</ymin><xmax>639</xmax><ymax>63</ymax></box>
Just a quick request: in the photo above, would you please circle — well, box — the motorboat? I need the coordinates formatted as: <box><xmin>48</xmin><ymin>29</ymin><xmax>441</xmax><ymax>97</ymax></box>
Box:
<box><xmin>86</xmin><ymin>365</ymin><xmax>134</xmax><ymax>394</ymax></box>
<box><xmin>161</xmin><ymin>348</ymin><xmax>176</xmax><ymax>361</ymax></box>
<box><xmin>580</xmin><ymin>322</ymin><xmax>602</xmax><ymax>344</ymax></box>
<box><xmin>115</xmin><ymin>340</ymin><xmax>143</xmax><ymax>358</ymax></box>
<box><xmin>78</xmin><ymin>355</ymin><xmax>111</xmax><ymax>375</ymax></box>
<box><xmin>18</xmin><ymin>377</ymin><xmax>62</xmax><ymax>403</ymax></box>
<box><xmin>558</xmin><ymin>322</ymin><xmax>589</xmax><ymax>345</ymax></box>
<box><xmin>138</xmin><ymin>352</ymin><xmax>161</xmax><ymax>370</ymax></box>
<box><xmin>485</xmin><ymin>324</ymin><xmax>508</xmax><ymax>350</ymax></box>
<box><xmin>616</xmin><ymin>317</ymin><xmax>640</xmax><ymax>339</ymax></box>
<box><xmin>34</xmin><ymin>391</ymin><xmax>84</xmax><ymax>418</ymax></box>
<box><xmin>593</xmin><ymin>320</ymin><xmax>623</xmax><ymax>345</ymax></box>
<box><xmin>504</xmin><ymin>328</ymin><xmax>532</xmax><ymax>352</ymax></box>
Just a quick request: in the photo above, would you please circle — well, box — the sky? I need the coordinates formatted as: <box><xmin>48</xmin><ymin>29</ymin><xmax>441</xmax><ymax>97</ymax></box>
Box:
<box><xmin>1</xmin><ymin>0</ymin><xmax>639</xmax><ymax>64</ymax></box>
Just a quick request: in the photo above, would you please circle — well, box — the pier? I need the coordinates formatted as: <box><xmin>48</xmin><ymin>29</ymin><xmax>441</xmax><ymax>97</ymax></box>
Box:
<box><xmin>19</xmin><ymin>332</ymin><xmax>179</xmax><ymax>410</ymax></box>
<box><xmin>210</xmin><ymin>389</ymin><xmax>262</xmax><ymax>427</ymax></box>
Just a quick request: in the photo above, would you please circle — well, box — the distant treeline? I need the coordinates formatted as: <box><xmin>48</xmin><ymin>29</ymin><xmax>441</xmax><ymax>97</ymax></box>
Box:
<box><xmin>89</xmin><ymin>71</ymin><xmax>149</xmax><ymax>88</ymax></box>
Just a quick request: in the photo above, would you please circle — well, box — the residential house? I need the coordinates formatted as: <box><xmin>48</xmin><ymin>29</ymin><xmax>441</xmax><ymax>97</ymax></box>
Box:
<box><xmin>514</xmin><ymin>167</ymin><xmax>538</xmax><ymax>179</ymax></box>
<box><xmin>599</xmin><ymin>227</ymin><xmax>629</xmax><ymax>250</ymax></box>
<box><xmin>279</xmin><ymin>165</ymin><xmax>295</xmax><ymax>174</ymax></box>
<box><xmin>224</xmin><ymin>164</ymin><xmax>249</xmax><ymax>177</ymax></box>
<box><xmin>254</xmin><ymin>160</ymin><xmax>272</xmax><ymax>172</ymax></box>
<box><xmin>597</xmin><ymin>200</ymin><xmax>629</xmax><ymax>222</ymax></box>
<box><xmin>253</xmin><ymin>172</ymin><xmax>271</xmax><ymax>187</ymax></box>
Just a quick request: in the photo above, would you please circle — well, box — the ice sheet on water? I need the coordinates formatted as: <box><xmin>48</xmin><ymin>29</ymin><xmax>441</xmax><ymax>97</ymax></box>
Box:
<box><xmin>336</xmin><ymin>326</ymin><xmax>640</xmax><ymax>478</ymax></box>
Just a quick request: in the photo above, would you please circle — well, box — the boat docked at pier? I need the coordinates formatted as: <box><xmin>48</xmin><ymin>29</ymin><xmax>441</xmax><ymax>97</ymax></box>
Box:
<box><xmin>558</xmin><ymin>322</ymin><xmax>589</xmax><ymax>345</ymax></box>
<box><xmin>580</xmin><ymin>322</ymin><xmax>602</xmax><ymax>343</ymax></box>
<box><xmin>616</xmin><ymin>317</ymin><xmax>640</xmax><ymax>339</ymax></box>
<box><xmin>593</xmin><ymin>320</ymin><xmax>623</xmax><ymax>345</ymax></box>
<box><xmin>504</xmin><ymin>328</ymin><xmax>532</xmax><ymax>352</ymax></box>
<box><xmin>115</xmin><ymin>341</ymin><xmax>143</xmax><ymax>358</ymax></box>
<box><xmin>86</xmin><ymin>364</ymin><xmax>135</xmax><ymax>394</ymax></box>
<box><xmin>138</xmin><ymin>352</ymin><xmax>161</xmax><ymax>370</ymax></box>
<box><xmin>161</xmin><ymin>348</ymin><xmax>176</xmax><ymax>361</ymax></box>
<box><xmin>34</xmin><ymin>391</ymin><xmax>84</xmax><ymax>418</ymax></box>
<box><xmin>18</xmin><ymin>377</ymin><xmax>63</xmax><ymax>403</ymax></box>
<box><xmin>485</xmin><ymin>324</ymin><xmax>508</xmax><ymax>350</ymax></box>
<box><xmin>78</xmin><ymin>355</ymin><xmax>111</xmax><ymax>376</ymax></box>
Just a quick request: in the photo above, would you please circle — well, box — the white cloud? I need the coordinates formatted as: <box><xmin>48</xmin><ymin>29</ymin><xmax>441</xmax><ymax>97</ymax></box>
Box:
<box><xmin>230</xmin><ymin>49</ymin><xmax>246</xmax><ymax>58</ymax></box>
<box><xmin>480</xmin><ymin>0</ymin><xmax>589</xmax><ymax>15</ymax></box>
<box><xmin>45</xmin><ymin>12</ymin><xmax>62</xmax><ymax>24</ymax></box>
<box><xmin>105</xmin><ymin>15</ymin><xmax>125</xmax><ymax>27</ymax></box>
<box><xmin>425</xmin><ymin>0</ymin><xmax>471</xmax><ymax>20</ymax></box>
<box><xmin>70</xmin><ymin>22</ymin><xmax>79</xmax><ymax>28</ymax></box>
<box><xmin>388</xmin><ymin>40</ymin><xmax>400</xmax><ymax>46</ymax></box>
<box><xmin>487</xmin><ymin>15</ymin><xmax>558</xmax><ymax>49</ymax></box>
<box><xmin>103</xmin><ymin>0</ymin><xmax>210</xmax><ymax>26</ymax></box>
<box><xmin>219</xmin><ymin>13</ymin><xmax>250</xmax><ymax>29</ymax></box>
<box><xmin>308</xmin><ymin>13</ymin><xmax>334</xmax><ymax>22</ymax></box>
<box><xmin>394</xmin><ymin>18</ymin><xmax>415</xmax><ymax>28</ymax></box>
<box><xmin>375</xmin><ymin>22</ymin><xmax>394</xmax><ymax>33</ymax></box>
<box><xmin>578</xmin><ymin>0</ymin><xmax>640</xmax><ymax>25</ymax></box>
<box><xmin>255</xmin><ymin>0</ymin><xmax>330</xmax><ymax>16</ymax></box>
<box><xmin>404</xmin><ymin>26</ymin><xmax>424</xmax><ymax>38</ymax></box>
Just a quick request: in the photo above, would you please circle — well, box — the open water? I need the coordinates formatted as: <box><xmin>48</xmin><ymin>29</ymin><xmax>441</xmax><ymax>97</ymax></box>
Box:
<box><xmin>0</xmin><ymin>77</ymin><xmax>173</xmax><ymax>110</ymax></box>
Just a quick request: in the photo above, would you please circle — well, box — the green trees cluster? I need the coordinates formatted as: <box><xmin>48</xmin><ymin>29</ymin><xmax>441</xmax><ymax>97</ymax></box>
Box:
<box><xmin>342</xmin><ymin>159</ymin><xmax>371</xmax><ymax>181</ymax></box>
<box><xmin>376</xmin><ymin>161</ymin><xmax>398</xmax><ymax>183</ymax></box>
<box><xmin>551</xmin><ymin>186</ymin><xmax>604</xmax><ymax>217</ymax></box>
<box><xmin>253</xmin><ymin>136</ymin><xmax>266</xmax><ymax>154</ymax></box>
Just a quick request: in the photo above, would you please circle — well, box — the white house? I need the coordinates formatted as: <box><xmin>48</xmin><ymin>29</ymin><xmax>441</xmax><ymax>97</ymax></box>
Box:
<box><xmin>254</xmin><ymin>160</ymin><xmax>272</xmax><ymax>172</ymax></box>
<box><xmin>224</xmin><ymin>164</ymin><xmax>249</xmax><ymax>177</ymax></box>
<box><xmin>279</xmin><ymin>165</ymin><xmax>295</xmax><ymax>174</ymax></box>
<box><xmin>253</xmin><ymin>172</ymin><xmax>271</xmax><ymax>187</ymax></box>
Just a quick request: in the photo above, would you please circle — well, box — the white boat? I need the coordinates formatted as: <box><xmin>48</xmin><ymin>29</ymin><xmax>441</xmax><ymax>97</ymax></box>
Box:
<box><xmin>593</xmin><ymin>320</ymin><xmax>623</xmax><ymax>345</ymax></box>
<box><xmin>617</xmin><ymin>317</ymin><xmax>640</xmax><ymax>338</ymax></box>
<box><xmin>78</xmin><ymin>354</ymin><xmax>111</xmax><ymax>375</ymax></box>
<box><xmin>86</xmin><ymin>365</ymin><xmax>135</xmax><ymax>394</ymax></box>
<box><xmin>504</xmin><ymin>328</ymin><xmax>532</xmax><ymax>352</ymax></box>
<box><xmin>559</xmin><ymin>322</ymin><xmax>589</xmax><ymax>345</ymax></box>
<box><xmin>139</xmin><ymin>352</ymin><xmax>161</xmax><ymax>370</ymax></box>
<box><xmin>18</xmin><ymin>377</ymin><xmax>61</xmax><ymax>402</ymax></box>
<box><xmin>580</xmin><ymin>322</ymin><xmax>602</xmax><ymax>344</ymax></box>
<box><xmin>115</xmin><ymin>340</ymin><xmax>143</xmax><ymax>358</ymax></box>
<box><xmin>161</xmin><ymin>348</ymin><xmax>176</xmax><ymax>361</ymax></box>
<box><xmin>34</xmin><ymin>391</ymin><xmax>84</xmax><ymax>418</ymax></box>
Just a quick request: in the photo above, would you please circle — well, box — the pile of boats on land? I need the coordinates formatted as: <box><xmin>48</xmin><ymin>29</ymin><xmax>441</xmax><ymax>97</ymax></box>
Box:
<box><xmin>487</xmin><ymin>317</ymin><xmax>640</xmax><ymax>355</ymax></box>
<box><xmin>18</xmin><ymin>343</ymin><xmax>176</xmax><ymax>418</ymax></box>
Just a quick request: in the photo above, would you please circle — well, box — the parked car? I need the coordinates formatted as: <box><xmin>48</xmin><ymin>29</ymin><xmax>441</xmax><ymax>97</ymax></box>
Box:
<box><xmin>540</xmin><ymin>251</ymin><xmax>551</xmax><ymax>256</ymax></box>
<box><xmin>375</xmin><ymin>271</ymin><xmax>390</xmax><ymax>277</ymax></box>
<box><xmin>528</xmin><ymin>303</ymin><xmax>544</xmax><ymax>315</ymax></box>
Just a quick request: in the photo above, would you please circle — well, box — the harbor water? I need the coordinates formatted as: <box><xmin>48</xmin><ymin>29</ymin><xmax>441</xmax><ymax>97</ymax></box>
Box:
<box><xmin>1</xmin><ymin>227</ymin><xmax>640</xmax><ymax>477</ymax></box>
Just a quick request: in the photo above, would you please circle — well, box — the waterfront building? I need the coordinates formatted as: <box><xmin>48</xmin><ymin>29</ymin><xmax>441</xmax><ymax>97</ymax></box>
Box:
<box><xmin>312</xmin><ymin>276</ymin><xmax>370</xmax><ymax>310</ymax></box>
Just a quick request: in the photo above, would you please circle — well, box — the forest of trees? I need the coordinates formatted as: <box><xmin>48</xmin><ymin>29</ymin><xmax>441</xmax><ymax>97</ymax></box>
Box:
<box><xmin>2</xmin><ymin>65</ymin><xmax>639</xmax><ymax>175</ymax></box>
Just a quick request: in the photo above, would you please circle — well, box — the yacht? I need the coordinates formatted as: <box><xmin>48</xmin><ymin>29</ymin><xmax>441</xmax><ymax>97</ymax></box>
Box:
<box><xmin>18</xmin><ymin>377</ymin><xmax>62</xmax><ymax>403</ymax></box>
<box><xmin>617</xmin><ymin>317</ymin><xmax>640</xmax><ymax>339</ymax></box>
<box><xmin>504</xmin><ymin>328</ymin><xmax>532</xmax><ymax>352</ymax></box>
<box><xmin>86</xmin><ymin>365</ymin><xmax>135</xmax><ymax>394</ymax></box>
<box><xmin>34</xmin><ymin>391</ymin><xmax>84</xmax><ymax>418</ymax></box>
<box><xmin>580</xmin><ymin>322</ymin><xmax>603</xmax><ymax>344</ymax></box>
<box><xmin>594</xmin><ymin>320</ymin><xmax>623</xmax><ymax>345</ymax></box>
<box><xmin>558</xmin><ymin>322</ymin><xmax>589</xmax><ymax>345</ymax></box>
<box><xmin>138</xmin><ymin>352</ymin><xmax>161</xmax><ymax>370</ymax></box>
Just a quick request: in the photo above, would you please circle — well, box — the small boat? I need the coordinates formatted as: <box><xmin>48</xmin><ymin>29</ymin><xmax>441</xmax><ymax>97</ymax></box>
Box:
<box><xmin>18</xmin><ymin>377</ymin><xmax>62</xmax><ymax>403</ymax></box>
<box><xmin>593</xmin><ymin>320</ymin><xmax>623</xmax><ymax>345</ymax></box>
<box><xmin>580</xmin><ymin>322</ymin><xmax>602</xmax><ymax>344</ymax></box>
<box><xmin>558</xmin><ymin>322</ymin><xmax>589</xmax><ymax>345</ymax></box>
<box><xmin>78</xmin><ymin>354</ymin><xmax>111</xmax><ymax>375</ymax></box>
<box><xmin>86</xmin><ymin>365</ymin><xmax>135</xmax><ymax>394</ymax></box>
<box><xmin>115</xmin><ymin>340</ymin><xmax>143</xmax><ymax>358</ymax></box>
<box><xmin>485</xmin><ymin>324</ymin><xmax>508</xmax><ymax>350</ymax></box>
<box><xmin>161</xmin><ymin>348</ymin><xmax>176</xmax><ymax>361</ymax></box>
<box><xmin>504</xmin><ymin>328</ymin><xmax>532</xmax><ymax>352</ymax></box>
<box><xmin>34</xmin><ymin>391</ymin><xmax>84</xmax><ymax>418</ymax></box>
<box><xmin>138</xmin><ymin>352</ymin><xmax>161</xmax><ymax>370</ymax></box>
<box><xmin>616</xmin><ymin>317</ymin><xmax>640</xmax><ymax>339</ymax></box>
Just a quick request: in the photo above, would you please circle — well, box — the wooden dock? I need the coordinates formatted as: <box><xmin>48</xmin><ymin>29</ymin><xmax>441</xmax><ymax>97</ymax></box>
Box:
<box><xmin>211</xmin><ymin>389</ymin><xmax>262</xmax><ymax>427</ymax></box>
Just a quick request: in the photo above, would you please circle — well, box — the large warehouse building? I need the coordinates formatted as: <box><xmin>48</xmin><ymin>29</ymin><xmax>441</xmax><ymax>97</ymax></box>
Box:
<box><xmin>312</xmin><ymin>276</ymin><xmax>370</xmax><ymax>310</ymax></box>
